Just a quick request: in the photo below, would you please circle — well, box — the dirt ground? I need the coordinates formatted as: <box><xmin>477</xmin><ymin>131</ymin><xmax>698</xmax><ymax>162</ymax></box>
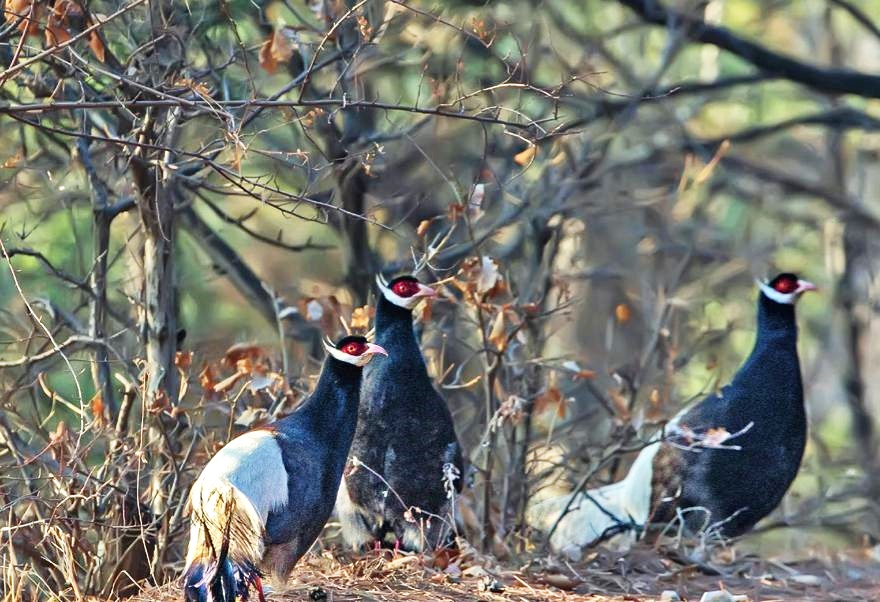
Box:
<box><xmin>131</xmin><ymin>543</ymin><xmax>880</xmax><ymax>602</ymax></box>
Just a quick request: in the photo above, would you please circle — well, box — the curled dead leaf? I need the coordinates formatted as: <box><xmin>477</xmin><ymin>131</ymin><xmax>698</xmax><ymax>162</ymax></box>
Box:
<box><xmin>513</xmin><ymin>144</ymin><xmax>536</xmax><ymax>166</ymax></box>
<box><xmin>223</xmin><ymin>343</ymin><xmax>264</xmax><ymax>368</ymax></box>
<box><xmin>534</xmin><ymin>386</ymin><xmax>567</xmax><ymax>419</ymax></box>
<box><xmin>487</xmin><ymin>310</ymin><xmax>506</xmax><ymax>351</ymax></box>
<box><xmin>90</xmin><ymin>392</ymin><xmax>106</xmax><ymax>427</ymax></box>
<box><xmin>175</xmin><ymin>350</ymin><xmax>193</xmax><ymax>371</ymax></box>
<box><xmin>702</xmin><ymin>427</ymin><xmax>731</xmax><ymax>448</ymax></box>
<box><xmin>259</xmin><ymin>29</ymin><xmax>295</xmax><ymax>74</ymax></box>
<box><xmin>199</xmin><ymin>364</ymin><xmax>218</xmax><ymax>393</ymax></box>
<box><xmin>573</xmin><ymin>368</ymin><xmax>596</xmax><ymax>380</ymax></box>
<box><xmin>615</xmin><ymin>303</ymin><xmax>632</xmax><ymax>323</ymax></box>
<box><xmin>350</xmin><ymin>305</ymin><xmax>372</xmax><ymax>331</ymax></box>
<box><xmin>2</xmin><ymin>153</ymin><xmax>22</xmax><ymax>168</ymax></box>
<box><xmin>539</xmin><ymin>573</ymin><xmax>581</xmax><ymax>590</ymax></box>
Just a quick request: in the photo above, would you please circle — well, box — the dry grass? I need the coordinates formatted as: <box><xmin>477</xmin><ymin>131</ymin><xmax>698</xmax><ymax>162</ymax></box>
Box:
<box><xmin>128</xmin><ymin>543</ymin><xmax>880</xmax><ymax>602</ymax></box>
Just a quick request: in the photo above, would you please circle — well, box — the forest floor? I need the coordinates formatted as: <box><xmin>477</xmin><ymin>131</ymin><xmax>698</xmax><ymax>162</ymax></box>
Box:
<box><xmin>132</xmin><ymin>542</ymin><xmax>880</xmax><ymax>602</ymax></box>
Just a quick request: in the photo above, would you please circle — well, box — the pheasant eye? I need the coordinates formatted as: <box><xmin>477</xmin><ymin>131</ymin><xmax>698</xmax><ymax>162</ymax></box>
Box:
<box><xmin>771</xmin><ymin>274</ymin><xmax>799</xmax><ymax>294</ymax></box>
<box><xmin>343</xmin><ymin>342</ymin><xmax>365</xmax><ymax>356</ymax></box>
<box><xmin>391</xmin><ymin>279</ymin><xmax>420</xmax><ymax>298</ymax></box>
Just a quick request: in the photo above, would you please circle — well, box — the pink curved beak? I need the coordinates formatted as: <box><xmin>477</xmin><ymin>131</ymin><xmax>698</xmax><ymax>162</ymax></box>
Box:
<box><xmin>365</xmin><ymin>343</ymin><xmax>388</xmax><ymax>357</ymax></box>
<box><xmin>796</xmin><ymin>279</ymin><xmax>817</xmax><ymax>294</ymax></box>
<box><xmin>417</xmin><ymin>283</ymin><xmax>437</xmax><ymax>298</ymax></box>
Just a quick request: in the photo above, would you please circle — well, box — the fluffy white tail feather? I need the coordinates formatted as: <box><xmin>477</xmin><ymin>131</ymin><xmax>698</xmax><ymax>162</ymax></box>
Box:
<box><xmin>185</xmin><ymin>481</ymin><xmax>266</xmax><ymax>569</ymax></box>
<box><xmin>527</xmin><ymin>441</ymin><xmax>662</xmax><ymax>558</ymax></box>
<box><xmin>184</xmin><ymin>430</ymin><xmax>288</xmax><ymax>571</ymax></box>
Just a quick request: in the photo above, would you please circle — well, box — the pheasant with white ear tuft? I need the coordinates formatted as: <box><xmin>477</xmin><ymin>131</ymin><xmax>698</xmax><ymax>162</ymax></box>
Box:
<box><xmin>336</xmin><ymin>274</ymin><xmax>464</xmax><ymax>552</ymax></box>
<box><xmin>182</xmin><ymin>335</ymin><xmax>386</xmax><ymax>602</ymax></box>
<box><xmin>528</xmin><ymin>273</ymin><xmax>816</xmax><ymax>558</ymax></box>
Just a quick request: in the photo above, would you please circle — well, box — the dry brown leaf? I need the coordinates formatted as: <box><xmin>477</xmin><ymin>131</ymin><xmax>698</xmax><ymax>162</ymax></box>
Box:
<box><xmin>259</xmin><ymin>38</ymin><xmax>278</xmax><ymax>74</ymax></box>
<box><xmin>259</xmin><ymin>29</ymin><xmax>295</xmax><ymax>74</ymax></box>
<box><xmin>416</xmin><ymin>219</ymin><xmax>431</xmax><ymax>237</ymax></box>
<box><xmin>174</xmin><ymin>78</ymin><xmax>212</xmax><ymax>97</ymax></box>
<box><xmin>175</xmin><ymin>350</ymin><xmax>192</xmax><ymax>371</ymax></box>
<box><xmin>51</xmin><ymin>420</ymin><xmax>68</xmax><ymax>444</ymax></box>
<box><xmin>2</xmin><ymin>152</ymin><xmax>22</xmax><ymax>168</ymax></box>
<box><xmin>147</xmin><ymin>389</ymin><xmax>170</xmax><ymax>415</ymax></box>
<box><xmin>513</xmin><ymin>144</ymin><xmax>536</xmax><ymax>166</ymax></box>
<box><xmin>223</xmin><ymin>343</ymin><xmax>263</xmax><ymax>368</ymax></box>
<box><xmin>7</xmin><ymin>0</ymin><xmax>42</xmax><ymax>36</ymax></box>
<box><xmin>573</xmin><ymin>368</ymin><xmax>597</xmax><ymax>380</ymax></box>
<box><xmin>356</xmin><ymin>14</ymin><xmax>372</xmax><ymax>40</ymax></box>
<box><xmin>538</xmin><ymin>573</ymin><xmax>581</xmax><ymax>590</ymax></box>
<box><xmin>447</xmin><ymin>202</ymin><xmax>465</xmax><ymax>221</ymax></box>
<box><xmin>702</xmin><ymin>427</ymin><xmax>731</xmax><ymax>448</ymax></box>
<box><xmin>90</xmin><ymin>392</ymin><xmax>106</xmax><ymax>427</ymax></box>
<box><xmin>299</xmin><ymin>108</ymin><xmax>323</xmax><ymax>127</ymax></box>
<box><xmin>198</xmin><ymin>364</ymin><xmax>218</xmax><ymax>393</ymax></box>
<box><xmin>5</xmin><ymin>0</ymin><xmax>29</xmax><ymax>17</ymax></box>
<box><xmin>615</xmin><ymin>303</ymin><xmax>632</xmax><ymax>323</ymax></box>
<box><xmin>487</xmin><ymin>310</ymin><xmax>506</xmax><ymax>351</ymax></box>
<box><xmin>534</xmin><ymin>386</ymin><xmax>566</xmax><ymax>419</ymax></box>
<box><xmin>44</xmin><ymin>25</ymin><xmax>71</xmax><ymax>46</ymax></box>
<box><xmin>350</xmin><ymin>305</ymin><xmax>371</xmax><ymax>331</ymax></box>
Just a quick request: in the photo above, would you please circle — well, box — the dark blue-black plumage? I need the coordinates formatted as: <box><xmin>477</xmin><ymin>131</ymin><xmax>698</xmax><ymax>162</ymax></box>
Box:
<box><xmin>528</xmin><ymin>274</ymin><xmax>815</xmax><ymax>555</ymax></box>
<box><xmin>183</xmin><ymin>336</ymin><xmax>386</xmax><ymax>602</ymax></box>
<box><xmin>651</xmin><ymin>273</ymin><xmax>814</xmax><ymax>536</ymax></box>
<box><xmin>337</xmin><ymin>276</ymin><xmax>464</xmax><ymax>551</ymax></box>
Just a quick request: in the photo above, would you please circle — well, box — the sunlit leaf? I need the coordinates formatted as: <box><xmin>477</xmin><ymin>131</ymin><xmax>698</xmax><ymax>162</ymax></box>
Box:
<box><xmin>513</xmin><ymin>144</ymin><xmax>536</xmax><ymax>166</ymax></box>
<box><xmin>487</xmin><ymin>310</ymin><xmax>506</xmax><ymax>351</ymax></box>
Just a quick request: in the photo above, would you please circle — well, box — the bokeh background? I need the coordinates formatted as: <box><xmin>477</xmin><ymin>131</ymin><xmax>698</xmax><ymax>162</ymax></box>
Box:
<box><xmin>1</xmin><ymin>0</ymin><xmax>879</xmax><ymax>598</ymax></box>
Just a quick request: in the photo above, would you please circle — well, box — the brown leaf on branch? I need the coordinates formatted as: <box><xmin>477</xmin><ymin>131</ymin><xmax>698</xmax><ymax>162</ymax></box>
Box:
<box><xmin>259</xmin><ymin>29</ymin><xmax>295</xmax><ymax>74</ymax></box>
<box><xmin>44</xmin><ymin>24</ymin><xmax>71</xmax><ymax>46</ymax></box>
<box><xmin>702</xmin><ymin>427</ymin><xmax>731</xmax><ymax>448</ymax></box>
<box><xmin>573</xmin><ymin>368</ymin><xmax>597</xmax><ymax>380</ymax></box>
<box><xmin>2</xmin><ymin>153</ymin><xmax>22</xmax><ymax>168</ymax></box>
<box><xmin>487</xmin><ymin>310</ymin><xmax>506</xmax><ymax>351</ymax></box>
<box><xmin>534</xmin><ymin>386</ymin><xmax>567</xmax><ymax>419</ymax></box>
<box><xmin>416</xmin><ymin>219</ymin><xmax>431</xmax><ymax>237</ymax></box>
<box><xmin>6</xmin><ymin>0</ymin><xmax>43</xmax><ymax>36</ymax></box>
<box><xmin>44</xmin><ymin>0</ymin><xmax>85</xmax><ymax>46</ymax></box>
<box><xmin>175</xmin><ymin>350</ymin><xmax>193</xmax><ymax>371</ymax></box>
<box><xmin>513</xmin><ymin>144</ymin><xmax>536</xmax><ymax>166</ymax></box>
<box><xmin>199</xmin><ymin>364</ymin><xmax>218</xmax><ymax>394</ymax></box>
<box><xmin>223</xmin><ymin>343</ymin><xmax>264</xmax><ymax>369</ymax></box>
<box><xmin>90</xmin><ymin>392</ymin><xmax>106</xmax><ymax>428</ymax></box>
<box><xmin>350</xmin><ymin>305</ymin><xmax>372</xmax><ymax>331</ymax></box>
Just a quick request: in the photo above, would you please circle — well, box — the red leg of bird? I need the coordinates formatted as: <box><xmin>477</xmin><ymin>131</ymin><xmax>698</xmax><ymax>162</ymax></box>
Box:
<box><xmin>394</xmin><ymin>538</ymin><xmax>401</xmax><ymax>554</ymax></box>
<box><xmin>373</xmin><ymin>539</ymin><xmax>382</xmax><ymax>553</ymax></box>
<box><xmin>253</xmin><ymin>575</ymin><xmax>266</xmax><ymax>602</ymax></box>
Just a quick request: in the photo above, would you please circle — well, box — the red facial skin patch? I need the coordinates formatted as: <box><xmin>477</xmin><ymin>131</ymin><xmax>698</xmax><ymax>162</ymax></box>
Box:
<box><xmin>391</xmin><ymin>279</ymin><xmax>420</xmax><ymax>298</ymax></box>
